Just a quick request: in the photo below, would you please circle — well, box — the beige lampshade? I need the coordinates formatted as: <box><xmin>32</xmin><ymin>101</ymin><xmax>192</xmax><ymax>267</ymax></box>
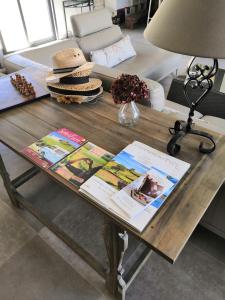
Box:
<box><xmin>144</xmin><ymin>0</ymin><xmax>225</xmax><ymax>59</ymax></box>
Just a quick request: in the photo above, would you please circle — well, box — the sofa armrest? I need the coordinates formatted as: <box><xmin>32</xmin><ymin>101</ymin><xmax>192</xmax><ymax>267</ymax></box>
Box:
<box><xmin>92</xmin><ymin>64</ymin><xmax>165</xmax><ymax>111</ymax></box>
<box><xmin>3</xmin><ymin>54</ymin><xmax>50</xmax><ymax>73</ymax></box>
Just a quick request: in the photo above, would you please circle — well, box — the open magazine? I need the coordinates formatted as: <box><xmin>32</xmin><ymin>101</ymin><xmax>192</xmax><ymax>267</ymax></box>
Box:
<box><xmin>79</xmin><ymin>141</ymin><xmax>190</xmax><ymax>232</ymax></box>
<box><xmin>22</xmin><ymin>128</ymin><xmax>86</xmax><ymax>168</ymax></box>
<box><xmin>22</xmin><ymin>128</ymin><xmax>114</xmax><ymax>186</ymax></box>
<box><xmin>51</xmin><ymin>142</ymin><xmax>114</xmax><ymax>187</ymax></box>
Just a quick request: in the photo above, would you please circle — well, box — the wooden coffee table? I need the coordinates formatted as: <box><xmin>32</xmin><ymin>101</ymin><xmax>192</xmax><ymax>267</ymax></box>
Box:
<box><xmin>1</xmin><ymin>91</ymin><xmax>225</xmax><ymax>299</ymax></box>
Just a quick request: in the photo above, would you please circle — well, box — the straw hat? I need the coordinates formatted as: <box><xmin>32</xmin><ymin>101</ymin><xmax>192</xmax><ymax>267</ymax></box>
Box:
<box><xmin>47</xmin><ymin>78</ymin><xmax>102</xmax><ymax>94</ymax></box>
<box><xmin>46</xmin><ymin>48</ymin><xmax>94</xmax><ymax>82</ymax></box>
<box><xmin>46</xmin><ymin>48</ymin><xmax>103</xmax><ymax>104</ymax></box>
<box><xmin>50</xmin><ymin>87</ymin><xmax>103</xmax><ymax>104</ymax></box>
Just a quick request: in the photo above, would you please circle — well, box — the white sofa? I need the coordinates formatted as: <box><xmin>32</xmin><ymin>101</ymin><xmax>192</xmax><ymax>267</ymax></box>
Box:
<box><xmin>70</xmin><ymin>8</ymin><xmax>187</xmax><ymax>81</ymax></box>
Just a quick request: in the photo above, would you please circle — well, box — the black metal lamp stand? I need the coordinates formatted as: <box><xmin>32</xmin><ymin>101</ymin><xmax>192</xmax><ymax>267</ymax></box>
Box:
<box><xmin>167</xmin><ymin>57</ymin><xmax>218</xmax><ymax>156</ymax></box>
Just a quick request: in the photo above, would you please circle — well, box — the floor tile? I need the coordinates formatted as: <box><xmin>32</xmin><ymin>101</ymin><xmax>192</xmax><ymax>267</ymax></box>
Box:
<box><xmin>175</xmin><ymin>241</ymin><xmax>225</xmax><ymax>299</ymax></box>
<box><xmin>53</xmin><ymin>198</ymin><xmax>108</xmax><ymax>266</ymax></box>
<box><xmin>18</xmin><ymin>173</ymin><xmax>73</xmax><ymax>220</ymax></box>
<box><xmin>39</xmin><ymin>227</ymin><xmax>112</xmax><ymax>298</ymax></box>
<box><xmin>0</xmin><ymin>200</ymin><xmax>36</xmax><ymax>267</ymax></box>
<box><xmin>190</xmin><ymin>225</ymin><xmax>225</xmax><ymax>264</ymax></box>
<box><xmin>0</xmin><ymin>175</ymin><xmax>44</xmax><ymax>232</ymax></box>
<box><xmin>0</xmin><ymin>143</ymin><xmax>31</xmax><ymax>179</ymax></box>
<box><xmin>0</xmin><ymin>144</ymin><xmax>44</xmax><ymax>231</ymax></box>
<box><xmin>126</xmin><ymin>241</ymin><xmax>225</xmax><ymax>300</ymax></box>
<box><xmin>0</xmin><ymin>236</ymin><xmax>101</xmax><ymax>300</ymax></box>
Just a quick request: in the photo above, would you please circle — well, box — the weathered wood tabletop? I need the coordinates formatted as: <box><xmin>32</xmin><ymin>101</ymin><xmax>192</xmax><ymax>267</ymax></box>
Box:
<box><xmin>1</xmin><ymin>91</ymin><xmax>225</xmax><ymax>263</ymax></box>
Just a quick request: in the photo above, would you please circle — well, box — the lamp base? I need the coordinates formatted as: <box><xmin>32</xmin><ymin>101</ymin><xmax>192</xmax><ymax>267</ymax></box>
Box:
<box><xmin>167</xmin><ymin>57</ymin><xmax>218</xmax><ymax>156</ymax></box>
<box><xmin>167</xmin><ymin>120</ymin><xmax>216</xmax><ymax>156</ymax></box>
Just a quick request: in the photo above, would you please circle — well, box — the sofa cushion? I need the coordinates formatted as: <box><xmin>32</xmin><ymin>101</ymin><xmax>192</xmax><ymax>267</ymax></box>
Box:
<box><xmin>77</xmin><ymin>26</ymin><xmax>123</xmax><ymax>59</ymax></box>
<box><xmin>90</xmin><ymin>35</ymin><xmax>136</xmax><ymax>68</ymax></box>
<box><xmin>71</xmin><ymin>8</ymin><xmax>112</xmax><ymax>38</ymax></box>
<box><xmin>113</xmin><ymin>40</ymin><xmax>185</xmax><ymax>81</ymax></box>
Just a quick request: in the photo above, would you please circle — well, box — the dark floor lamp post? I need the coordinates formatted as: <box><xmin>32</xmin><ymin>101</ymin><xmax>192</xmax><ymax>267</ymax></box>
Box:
<box><xmin>144</xmin><ymin>0</ymin><xmax>225</xmax><ymax>156</ymax></box>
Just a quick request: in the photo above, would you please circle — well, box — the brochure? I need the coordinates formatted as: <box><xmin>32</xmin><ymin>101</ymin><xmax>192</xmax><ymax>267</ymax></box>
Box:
<box><xmin>79</xmin><ymin>141</ymin><xmax>190</xmax><ymax>232</ymax></box>
<box><xmin>22</xmin><ymin>128</ymin><xmax>86</xmax><ymax>168</ymax></box>
<box><xmin>50</xmin><ymin>142</ymin><xmax>114</xmax><ymax>187</ymax></box>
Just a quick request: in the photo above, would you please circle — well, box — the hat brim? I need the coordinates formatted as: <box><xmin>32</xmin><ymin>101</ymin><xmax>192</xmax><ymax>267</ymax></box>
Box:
<box><xmin>50</xmin><ymin>87</ymin><xmax>103</xmax><ymax>104</ymax></box>
<box><xmin>46</xmin><ymin>62</ymin><xmax>94</xmax><ymax>82</ymax></box>
<box><xmin>47</xmin><ymin>78</ymin><xmax>102</xmax><ymax>95</ymax></box>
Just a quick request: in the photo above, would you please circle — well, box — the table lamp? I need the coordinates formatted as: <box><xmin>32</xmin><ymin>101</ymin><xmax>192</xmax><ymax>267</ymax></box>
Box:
<box><xmin>144</xmin><ymin>0</ymin><xmax>225</xmax><ymax>156</ymax></box>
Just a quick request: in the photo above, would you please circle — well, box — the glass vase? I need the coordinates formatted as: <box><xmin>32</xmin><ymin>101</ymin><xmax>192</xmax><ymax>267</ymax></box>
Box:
<box><xmin>118</xmin><ymin>101</ymin><xmax>140</xmax><ymax>127</ymax></box>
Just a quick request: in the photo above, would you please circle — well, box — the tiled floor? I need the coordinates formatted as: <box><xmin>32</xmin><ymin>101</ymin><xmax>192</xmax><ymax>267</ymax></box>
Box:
<box><xmin>1</xmin><ymin>140</ymin><xmax>225</xmax><ymax>300</ymax></box>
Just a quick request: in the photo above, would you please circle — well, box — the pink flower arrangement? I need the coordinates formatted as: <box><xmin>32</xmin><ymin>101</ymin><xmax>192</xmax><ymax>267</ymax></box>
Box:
<box><xmin>111</xmin><ymin>74</ymin><xmax>150</xmax><ymax>104</ymax></box>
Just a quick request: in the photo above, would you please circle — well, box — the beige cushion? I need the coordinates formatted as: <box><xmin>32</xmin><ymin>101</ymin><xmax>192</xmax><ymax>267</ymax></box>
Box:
<box><xmin>113</xmin><ymin>40</ymin><xmax>184</xmax><ymax>81</ymax></box>
<box><xmin>71</xmin><ymin>8</ymin><xmax>112</xmax><ymax>38</ymax></box>
<box><xmin>196</xmin><ymin>116</ymin><xmax>225</xmax><ymax>135</ymax></box>
<box><xmin>77</xmin><ymin>25</ymin><xmax>123</xmax><ymax>59</ymax></box>
<box><xmin>90</xmin><ymin>35</ymin><xmax>136</xmax><ymax>68</ymax></box>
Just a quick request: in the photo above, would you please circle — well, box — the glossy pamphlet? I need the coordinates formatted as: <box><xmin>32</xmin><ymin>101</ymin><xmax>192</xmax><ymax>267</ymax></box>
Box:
<box><xmin>51</xmin><ymin>142</ymin><xmax>114</xmax><ymax>187</ymax></box>
<box><xmin>22</xmin><ymin>128</ymin><xmax>86</xmax><ymax>168</ymax></box>
<box><xmin>79</xmin><ymin>141</ymin><xmax>190</xmax><ymax>232</ymax></box>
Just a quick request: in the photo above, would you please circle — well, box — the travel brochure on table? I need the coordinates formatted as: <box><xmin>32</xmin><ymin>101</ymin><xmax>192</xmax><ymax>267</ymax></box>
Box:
<box><xmin>51</xmin><ymin>142</ymin><xmax>114</xmax><ymax>187</ymax></box>
<box><xmin>105</xmin><ymin>150</ymin><xmax>175</xmax><ymax>219</ymax></box>
<box><xmin>22</xmin><ymin>128</ymin><xmax>86</xmax><ymax>168</ymax></box>
<box><xmin>80</xmin><ymin>141</ymin><xmax>190</xmax><ymax>232</ymax></box>
<box><xmin>21</xmin><ymin>128</ymin><xmax>190</xmax><ymax>232</ymax></box>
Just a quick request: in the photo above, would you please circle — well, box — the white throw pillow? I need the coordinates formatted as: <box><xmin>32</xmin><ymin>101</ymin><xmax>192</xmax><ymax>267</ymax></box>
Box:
<box><xmin>90</xmin><ymin>35</ymin><xmax>136</xmax><ymax>68</ymax></box>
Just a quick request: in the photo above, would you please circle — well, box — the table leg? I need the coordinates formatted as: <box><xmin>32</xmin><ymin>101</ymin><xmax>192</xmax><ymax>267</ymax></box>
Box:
<box><xmin>0</xmin><ymin>154</ymin><xmax>20</xmax><ymax>207</ymax></box>
<box><xmin>104</xmin><ymin>220</ymin><xmax>128</xmax><ymax>300</ymax></box>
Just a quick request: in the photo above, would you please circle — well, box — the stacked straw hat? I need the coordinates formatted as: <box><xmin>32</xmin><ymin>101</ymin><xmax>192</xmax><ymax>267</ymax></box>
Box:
<box><xmin>46</xmin><ymin>48</ymin><xmax>103</xmax><ymax>104</ymax></box>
